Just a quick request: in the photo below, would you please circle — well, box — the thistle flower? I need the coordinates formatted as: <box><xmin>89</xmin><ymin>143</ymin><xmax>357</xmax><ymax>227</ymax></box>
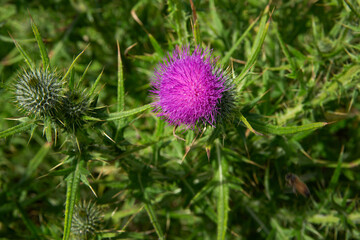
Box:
<box><xmin>14</xmin><ymin>68</ymin><xmax>63</xmax><ymax>118</ymax></box>
<box><xmin>71</xmin><ymin>201</ymin><xmax>103</xmax><ymax>240</ymax></box>
<box><xmin>150</xmin><ymin>46</ymin><xmax>235</xmax><ymax>129</ymax></box>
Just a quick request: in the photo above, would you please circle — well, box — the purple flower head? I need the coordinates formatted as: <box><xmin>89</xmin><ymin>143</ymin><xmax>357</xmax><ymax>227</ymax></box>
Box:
<box><xmin>150</xmin><ymin>46</ymin><xmax>234</xmax><ymax>129</ymax></box>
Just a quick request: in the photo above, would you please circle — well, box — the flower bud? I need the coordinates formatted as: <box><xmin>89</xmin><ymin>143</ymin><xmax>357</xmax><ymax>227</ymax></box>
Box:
<box><xmin>14</xmin><ymin>68</ymin><xmax>63</xmax><ymax>118</ymax></box>
<box><xmin>62</xmin><ymin>90</ymin><xmax>91</xmax><ymax>131</ymax></box>
<box><xmin>71</xmin><ymin>201</ymin><xmax>103</xmax><ymax>239</ymax></box>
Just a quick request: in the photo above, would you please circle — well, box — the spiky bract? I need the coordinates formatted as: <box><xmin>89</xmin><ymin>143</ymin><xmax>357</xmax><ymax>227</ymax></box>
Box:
<box><xmin>62</xmin><ymin>90</ymin><xmax>91</xmax><ymax>131</ymax></box>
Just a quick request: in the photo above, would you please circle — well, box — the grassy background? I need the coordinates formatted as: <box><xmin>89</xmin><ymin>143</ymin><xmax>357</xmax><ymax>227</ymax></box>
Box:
<box><xmin>0</xmin><ymin>0</ymin><xmax>359</xmax><ymax>239</ymax></box>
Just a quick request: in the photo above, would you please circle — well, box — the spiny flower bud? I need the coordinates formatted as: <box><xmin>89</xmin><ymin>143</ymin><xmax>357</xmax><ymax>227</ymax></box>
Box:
<box><xmin>71</xmin><ymin>201</ymin><xmax>103</xmax><ymax>240</ymax></box>
<box><xmin>150</xmin><ymin>46</ymin><xmax>236</xmax><ymax>129</ymax></box>
<box><xmin>62</xmin><ymin>90</ymin><xmax>91</xmax><ymax>131</ymax></box>
<box><xmin>14</xmin><ymin>68</ymin><xmax>63</xmax><ymax>118</ymax></box>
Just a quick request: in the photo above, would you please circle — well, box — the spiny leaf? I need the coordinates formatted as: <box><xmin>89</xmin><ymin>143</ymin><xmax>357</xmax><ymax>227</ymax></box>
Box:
<box><xmin>221</xmin><ymin>17</ymin><xmax>259</xmax><ymax>65</ymax></box>
<box><xmin>235</xmin><ymin>5</ymin><xmax>270</xmax><ymax>91</ymax></box>
<box><xmin>63</xmin><ymin>158</ymin><xmax>83</xmax><ymax>240</ymax></box>
<box><xmin>68</xmin><ymin>65</ymin><xmax>75</xmax><ymax>90</ymax></box>
<box><xmin>77</xmin><ymin>61</ymin><xmax>92</xmax><ymax>89</ymax></box>
<box><xmin>9</xmin><ymin>33</ymin><xmax>35</xmax><ymax>70</ymax></box>
<box><xmin>30</xmin><ymin>16</ymin><xmax>50</xmax><ymax>70</ymax></box>
<box><xmin>247</xmin><ymin>118</ymin><xmax>327</xmax><ymax>135</ymax></box>
<box><xmin>0</xmin><ymin>120</ymin><xmax>36</xmax><ymax>138</ymax></box>
<box><xmin>239</xmin><ymin>112</ymin><xmax>263</xmax><ymax>135</ymax></box>
<box><xmin>107</xmin><ymin>104</ymin><xmax>152</xmax><ymax>121</ymax></box>
<box><xmin>144</xmin><ymin>203</ymin><xmax>164</xmax><ymax>240</ymax></box>
<box><xmin>25</xmin><ymin>142</ymin><xmax>51</xmax><ymax>179</ymax></box>
<box><xmin>61</xmin><ymin>45</ymin><xmax>89</xmax><ymax>82</ymax></box>
<box><xmin>88</xmin><ymin>68</ymin><xmax>104</xmax><ymax>97</ymax></box>
<box><xmin>137</xmin><ymin>173</ymin><xmax>164</xmax><ymax>240</ymax></box>
<box><xmin>117</xmin><ymin>40</ymin><xmax>125</xmax><ymax>113</ymax></box>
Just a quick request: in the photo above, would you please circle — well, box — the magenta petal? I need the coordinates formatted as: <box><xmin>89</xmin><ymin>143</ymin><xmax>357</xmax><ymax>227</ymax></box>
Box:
<box><xmin>150</xmin><ymin>46</ymin><xmax>228</xmax><ymax>129</ymax></box>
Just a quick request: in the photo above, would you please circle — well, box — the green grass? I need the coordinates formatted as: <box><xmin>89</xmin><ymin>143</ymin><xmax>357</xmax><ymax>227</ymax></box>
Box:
<box><xmin>0</xmin><ymin>0</ymin><xmax>359</xmax><ymax>239</ymax></box>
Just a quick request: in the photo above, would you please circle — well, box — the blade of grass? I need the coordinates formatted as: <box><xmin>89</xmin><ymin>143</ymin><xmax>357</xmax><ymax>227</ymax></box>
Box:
<box><xmin>114</xmin><ymin>136</ymin><xmax>172</xmax><ymax>160</ymax></box>
<box><xmin>344</xmin><ymin>0</ymin><xmax>360</xmax><ymax>19</ymax></box>
<box><xmin>25</xmin><ymin>142</ymin><xmax>51</xmax><ymax>179</ymax></box>
<box><xmin>9</xmin><ymin>33</ymin><xmax>35</xmax><ymax>71</ymax></box>
<box><xmin>63</xmin><ymin>158</ymin><xmax>83</xmax><ymax>240</ymax></box>
<box><xmin>264</xmin><ymin>160</ymin><xmax>270</xmax><ymax>200</ymax></box>
<box><xmin>0</xmin><ymin>120</ymin><xmax>36</xmax><ymax>138</ymax></box>
<box><xmin>209</xmin><ymin>0</ymin><xmax>224</xmax><ymax>36</ymax></box>
<box><xmin>88</xmin><ymin>68</ymin><xmax>104</xmax><ymax>97</ymax></box>
<box><xmin>137</xmin><ymin>173</ymin><xmax>164</xmax><ymax>240</ymax></box>
<box><xmin>274</xmin><ymin>22</ymin><xmax>296</xmax><ymax>72</ymax></box>
<box><xmin>107</xmin><ymin>104</ymin><xmax>152</xmax><ymax>121</ymax></box>
<box><xmin>168</xmin><ymin>0</ymin><xmax>187</xmax><ymax>44</ymax></box>
<box><xmin>235</xmin><ymin>5</ymin><xmax>270</xmax><ymax>91</ymax></box>
<box><xmin>16</xmin><ymin>202</ymin><xmax>41</xmax><ymax>238</ymax></box>
<box><xmin>77</xmin><ymin>61</ymin><xmax>92</xmax><ymax>89</ymax></box>
<box><xmin>189</xmin><ymin>0</ymin><xmax>201</xmax><ymax>45</ymax></box>
<box><xmin>189</xmin><ymin>179</ymin><xmax>217</xmax><ymax>206</ymax></box>
<box><xmin>148</xmin><ymin>34</ymin><xmax>165</xmax><ymax>57</ymax></box>
<box><xmin>193</xmin><ymin>20</ymin><xmax>201</xmax><ymax>45</ymax></box>
<box><xmin>221</xmin><ymin>17</ymin><xmax>259</xmax><ymax>65</ymax></box>
<box><xmin>328</xmin><ymin>145</ymin><xmax>344</xmax><ymax>192</ymax></box>
<box><xmin>152</xmin><ymin>118</ymin><xmax>165</xmax><ymax>165</ymax></box>
<box><xmin>315</xmin><ymin>158</ymin><xmax>360</xmax><ymax>168</ymax></box>
<box><xmin>245</xmin><ymin>206</ymin><xmax>270</xmax><ymax>234</ymax></box>
<box><xmin>216</xmin><ymin>142</ymin><xmax>229</xmax><ymax>240</ymax></box>
<box><xmin>68</xmin><ymin>65</ymin><xmax>75</xmax><ymax>90</ymax></box>
<box><xmin>30</xmin><ymin>16</ymin><xmax>50</xmax><ymax>69</ymax></box>
<box><xmin>61</xmin><ymin>45</ymin><xmax>89</xmax><ymax>82</ymax></box>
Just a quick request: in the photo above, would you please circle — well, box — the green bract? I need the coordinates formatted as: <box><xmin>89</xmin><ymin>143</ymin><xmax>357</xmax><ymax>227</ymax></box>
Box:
<box><xmin>71</xmin><ymin>201</ymin><xmax>103</xmax><ymax>239</ymax></box>
<box><xmin>15</xmin><ymin>68</ymin><xmax>63</xmax><ymax>118</ymax></box>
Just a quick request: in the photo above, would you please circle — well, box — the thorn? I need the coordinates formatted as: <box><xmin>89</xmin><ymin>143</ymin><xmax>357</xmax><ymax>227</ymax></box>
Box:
<box><xmin>206</xmin><ymin>147</ymin><xmax>211</xmax><ymax>161</ymax></box>
<box><xmin>88</xmin><ymin>183</ymin><xmax>98</xmax><ymax>198</ymax></box>
<box><xmin>181</xmin><ymin>146</ymin><xmax>191</xmax><ymax>163</ymax></box>
<box><xmin>102</xmin><ymin>131</ymin><xmax>116</xmax><ymax>143</ymax></box>
<box><xmin>75</xmin><ymin>136</ymin><xmax>81</xmax><ymax>153</ymax></box>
